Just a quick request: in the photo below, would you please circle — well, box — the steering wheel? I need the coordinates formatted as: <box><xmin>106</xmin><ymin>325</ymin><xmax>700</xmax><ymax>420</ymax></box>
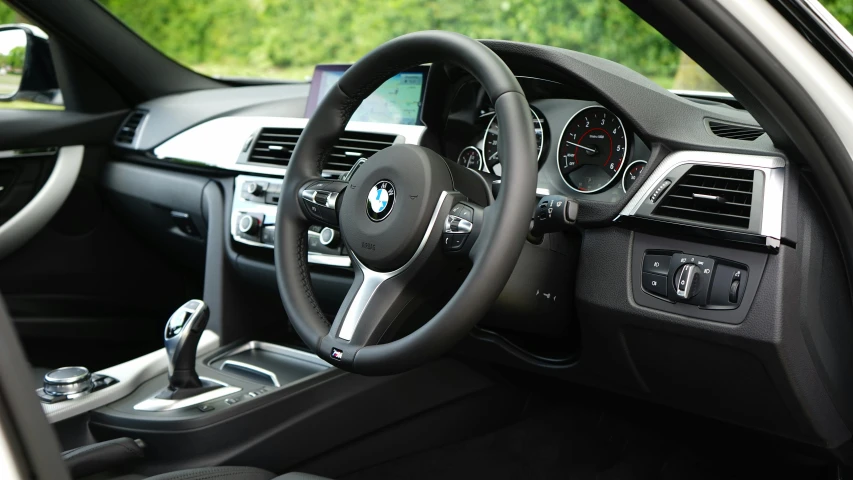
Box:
<box><xmin>275</xmin><ymin>31</ymin><xmax>537</xmax><ymax>375</ymax></box>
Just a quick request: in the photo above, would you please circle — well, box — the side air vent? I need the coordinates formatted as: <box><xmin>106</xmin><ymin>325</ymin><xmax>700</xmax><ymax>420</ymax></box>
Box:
<box><xmin>654</xmin><ymin>165</ymin><xmax>755</xmax><ymax>229</ymax></box>
<box><xmin>246</xmin><ymin>128</ymin><xmax>398</xmax><ymax>171</ymax></box>
<box><xmin>115</xmin><ymin>110</ymin><xmax>148</xmax><ymax>146</ymax></box>
<box><xmin>247</xmin><ymin>127</ymin><xmax>301</xmax><ymax>166</ymax></box>
<box><xmin>707</xmin><ymin>120</ymin><xmax>764</xmax><ymax>141</ymax></box>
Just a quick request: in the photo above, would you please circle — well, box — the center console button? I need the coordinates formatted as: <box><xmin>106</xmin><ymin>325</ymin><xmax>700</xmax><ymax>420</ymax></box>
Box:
<box><xmin>642</xmin><ymin>273</ymin><xmax>668</xmax><ymax>297</ymax></box>
<box><xmin>642</xmin><ymin>254</ymin><xmax>671</xmax><ymax>276</ymax></box>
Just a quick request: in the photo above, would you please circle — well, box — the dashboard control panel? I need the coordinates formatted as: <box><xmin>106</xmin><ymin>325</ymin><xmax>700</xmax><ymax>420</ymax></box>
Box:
<box><xmin>631</xmin><ymin>233</ymin><xmax>766</xmax><ymax>325</ymax></box>
<box><xmin>231</xmin><ymin>175</ymin><xmax>351</xmax><ymax>268</ymax></box>
<box><xmin>640</xmin><ymin>250</ymin><xmax>747</xmax><ymax>309</ymax></box>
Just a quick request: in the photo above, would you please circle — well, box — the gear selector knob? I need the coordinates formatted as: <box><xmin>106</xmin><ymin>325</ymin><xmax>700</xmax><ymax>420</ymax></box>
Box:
<box><xmin>164</xmin><ymin>300</ymin><xmax>209</xmax><ymax>390</ymax></box>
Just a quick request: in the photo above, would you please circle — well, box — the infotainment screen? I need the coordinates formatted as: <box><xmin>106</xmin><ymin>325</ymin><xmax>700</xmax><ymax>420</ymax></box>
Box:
<box><xmin>304</xmin><ymin>64</ymin><xmax>428</xmax><ymax>125</ymax></box>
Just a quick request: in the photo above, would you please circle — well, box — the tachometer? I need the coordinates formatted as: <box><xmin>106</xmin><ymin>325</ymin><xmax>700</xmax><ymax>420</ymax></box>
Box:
<box><xmin>557</xmin><ymin>106</ymin><xmax>628</xmax><ymax>193</ymax></box>
<box><xmin>457</xmin><ymin>146</ymin><xmax>483</xmax><ymax>170</ymax></box>
<box><xmin>622</xmin><ymin>160</ymin><xmax>646</xmax><ymax>193</ymax></box>
<box><xmin>482</xmin><ymin>108</ymin><xmax>544</xmax><ymax>176</ymax></box>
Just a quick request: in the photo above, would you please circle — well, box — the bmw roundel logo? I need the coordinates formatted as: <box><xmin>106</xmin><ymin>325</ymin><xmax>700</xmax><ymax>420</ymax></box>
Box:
<box><xmin>366</xmin><ymin>180</ymin><xmax>396</xmax><ymax>222</ymax></box>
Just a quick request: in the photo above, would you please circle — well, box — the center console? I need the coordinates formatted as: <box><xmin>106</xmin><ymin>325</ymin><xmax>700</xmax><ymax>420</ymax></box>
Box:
<box><xmin>231</xmin><ymin>175</ymin><xmax>351</xmax><ymax>268</ymax></box>
<box><xmin>35</xmin><ymin>298</ymin><xmax>510</xmax><ymax>477</ymax></box>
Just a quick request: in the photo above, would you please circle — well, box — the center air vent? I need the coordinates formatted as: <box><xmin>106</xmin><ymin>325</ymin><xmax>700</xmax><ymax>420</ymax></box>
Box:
<box><xmin>327</xmin><ymin>132</ymin><xmax>397</xmax><ymax>171</ymax></box>
<box><xmin>654</xmin><ymin>165</ymin><xmax>756</xmax><ymax>229</ymax></box>
<box><xmin>708</xmin><ymin>120</ymin><xmax>764</xmax><ymax>141</ymax></box>
<box><xmin>247</xmin><ymin>127</ymin><xmax>301</xmax><ymax>166</ymax></box>
<box><xmin>115</xmin><ymin>110</ymin><xmax>148</xmax><ymax>146</ymax></box>
<box><xmin>247</xmin><ymin>128</ymin><xmax>398</xmax><ymax>172</ymax></box>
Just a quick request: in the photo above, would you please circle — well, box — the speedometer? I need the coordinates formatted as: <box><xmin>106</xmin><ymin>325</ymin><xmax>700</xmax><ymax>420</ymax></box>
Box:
<box><xmin>482</xmin><ymin>108</ymin><xmax>544</xmax><ymax>176</ymax></box>
<box><xmin>557</xmin><ymin>106</ymin><xmax>628</xmax><ymax>193</ymax></box>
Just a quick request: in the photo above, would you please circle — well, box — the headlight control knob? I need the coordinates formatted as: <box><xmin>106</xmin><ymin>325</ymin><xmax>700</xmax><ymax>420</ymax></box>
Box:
<box><xmin>674</xmin><ymin>263</ymin><xmax>701</xmax><ymax>299</ymax></box>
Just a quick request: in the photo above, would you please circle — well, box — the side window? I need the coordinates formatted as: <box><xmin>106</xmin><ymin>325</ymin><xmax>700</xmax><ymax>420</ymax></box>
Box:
<box><xmin>0</xmin><ymin>2</ymin><xmax>63</xmax><ymax>111</ymax></box>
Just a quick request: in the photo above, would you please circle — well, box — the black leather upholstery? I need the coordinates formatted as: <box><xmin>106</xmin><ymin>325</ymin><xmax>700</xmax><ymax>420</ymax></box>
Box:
<box><xmin>62</xmin><ymin>437</ymin><xmax>145</xmax><ymax>478</ymax></box>
<box><xmin>144</xmin><ymin>467</ymin><xmax>330</xmax><ymax>480</ymax></box>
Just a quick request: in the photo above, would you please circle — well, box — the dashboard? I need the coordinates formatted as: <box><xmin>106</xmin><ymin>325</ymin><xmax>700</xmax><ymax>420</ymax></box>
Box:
<box><xmin>100</xmin><ymin>39</ymin><xmax>853</xmax><ymax>452</ymax></box>
<box><xmin>440</xmin><ymin>76</ymin><xmax>651</xmax><ymax>203</ymax></box>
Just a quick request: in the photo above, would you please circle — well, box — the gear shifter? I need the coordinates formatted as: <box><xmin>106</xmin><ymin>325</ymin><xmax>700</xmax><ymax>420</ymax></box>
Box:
<box><xmin>134</xmin><ymin>300</ymin><xmax>242</xmax><ymax>411</ymax></box>
<box><xmin>164</xmin><ymin>300</ymin><xmax>209</xmax><ymax>391</ymax></box>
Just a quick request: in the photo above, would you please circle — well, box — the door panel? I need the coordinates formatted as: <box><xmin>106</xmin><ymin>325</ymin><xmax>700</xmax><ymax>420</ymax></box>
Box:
<box><xmin>0</xmin><ymin>139</ymin><xmax>203</xmax><ymax>371</ymax></box>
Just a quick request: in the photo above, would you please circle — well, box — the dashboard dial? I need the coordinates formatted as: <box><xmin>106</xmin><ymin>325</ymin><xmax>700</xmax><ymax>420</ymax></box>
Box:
<box><xmin>557</xmin><ymin>106</ymin><xmax>628</xmax><ymax>193</ymax></box>
<box><xmin>457</xmin><ymin>146</ymin><xmax>483</xmax><ymax>170</ymax></box>
<box><xmin>622</xmin><ymin>160</ymin><xmax>646</xmax><ymax>193</ymax></box>
<box><xmin>482</xmin><ymin>108</ymin><xmax>544</xmax><ymax>176</ymax></box>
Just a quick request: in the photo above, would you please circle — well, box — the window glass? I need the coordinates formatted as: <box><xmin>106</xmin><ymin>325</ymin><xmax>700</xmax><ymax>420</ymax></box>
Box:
<box><xmin>98</xmin><ymin>0</ymin><xmax>728</xmax><ymax>92</ymax></box>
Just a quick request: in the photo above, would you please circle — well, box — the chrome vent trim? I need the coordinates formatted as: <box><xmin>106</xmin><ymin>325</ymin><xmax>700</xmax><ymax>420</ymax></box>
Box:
<box><xmin>619</xmin><ymin>151</ymin><xmax>785</xmax><ymax>246</ymax></box>
<box><xmin>115</xmin><ymin>110</ymin><xmax>149</xmax><ymax>148</ymax></box>
<box><xmin>707</xmin><ymin>120</ymin><xmax>765</xmax><ymax>141</ymax></box>
<box><xmin>654</xmin><ymin>165</ymin><xmax>755</xmax><ymax>229</ymax></box>
<box><xmin>153</xmin><ymin>116</ymin><xmax>425</xmax><ymax>177</ymax></box>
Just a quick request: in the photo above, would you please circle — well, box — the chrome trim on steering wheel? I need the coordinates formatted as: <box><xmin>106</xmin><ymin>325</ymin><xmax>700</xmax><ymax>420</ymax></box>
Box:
<box><xmin>337</xmin><ymin>190</ymin><xmax>456</xmax><ymax>341</ymax></box>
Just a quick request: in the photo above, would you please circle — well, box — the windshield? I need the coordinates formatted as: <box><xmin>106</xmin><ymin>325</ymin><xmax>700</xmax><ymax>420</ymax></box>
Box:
<box><xmin>48</xmin><ymin>1</ymin><xmax>853</xmax><ymax>93</ymax></box>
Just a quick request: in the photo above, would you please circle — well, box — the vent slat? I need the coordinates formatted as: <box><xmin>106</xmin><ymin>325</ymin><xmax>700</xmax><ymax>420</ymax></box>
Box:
<box><xmin>653</xmin><ymin>165</ymin><xmax>755</xmax><ymax>229</ymax></box>
<box><xmin>115</xmin><ymin>110</ymin><xmax>148</xmax><ymax>146</ymax></box>
<box><xmin>246</xmin><ymin>127</ymin><xmax>397</xmax><ymax>170</ymax></box>
<box><xmin>708</xmin><ymin>120</ymin><xmax>764</xmax><ymax>141</ymax></box>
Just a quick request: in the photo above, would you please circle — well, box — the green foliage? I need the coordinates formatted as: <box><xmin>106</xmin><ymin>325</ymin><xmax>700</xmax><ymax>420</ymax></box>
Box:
<box><xmin>822</xmin><ymin>0</ymin><xmax>853</xmax><ymax>33</ymax></box>
<box><xmin>4</xmin><ymin>45</ymin><xmax>24</xmax><ymax>69</ymax></box>
<box><xmin>98</xmin><ymin>0</ymin><xmax>683</xmax><ymax>81</ymax></box>
<box><xmin>2</xmin><ymin>0</ymin><xmax>853</xmax><ymax>90</ymax></box>
<box><xmin>0</xmin><ymin>2</ymin><xmax>16</xmax><ymax>24</ymax></box>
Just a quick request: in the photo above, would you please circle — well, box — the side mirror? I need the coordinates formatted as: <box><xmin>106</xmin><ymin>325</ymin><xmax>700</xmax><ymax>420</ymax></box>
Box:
<box><xmin>0</xmin><ymin>24</ymin><xmax>60</xmax><ymax>105</ymax></box>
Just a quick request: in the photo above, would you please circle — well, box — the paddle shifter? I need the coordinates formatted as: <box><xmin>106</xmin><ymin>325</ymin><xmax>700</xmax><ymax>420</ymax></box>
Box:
<box><xmin>164</xmin><ymin>300</ymin><xmax>209</xmax><ymax>391</ymax></box>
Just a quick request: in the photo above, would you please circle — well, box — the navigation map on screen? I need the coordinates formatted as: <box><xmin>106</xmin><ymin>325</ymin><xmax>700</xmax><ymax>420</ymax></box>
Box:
<box><xmin>305</xmin><ymin>65</ymin><xmax>426</xmax><ymax>125</ymax></box>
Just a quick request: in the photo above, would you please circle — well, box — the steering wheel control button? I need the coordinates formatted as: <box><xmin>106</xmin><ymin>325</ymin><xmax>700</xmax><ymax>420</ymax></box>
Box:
<box><xmin>43</xmin><ymin>367</ymin><xmax>95</xmax><ymax>397</ymax></box>
<box><xmin>642</xmin><ymin>273</ymin><xmax>668</xmax><ymax>297</ymax></box>
<box><xmin>442</xmin><ymin>233</ymin><xmax>468</xmax><ymax>251</ymax></box>
<box><xmin>649</xmin><ymin>179</ymin><xmax>672</xmax><ymax>203</ymax></box>
<box><xmin>302</xmin><ymin>181</ymin><xmax>347</xmax><ymax>226</ymax></box>
<box><xmin>444</xmin><ymin>215</ymin><xmax>473</xmax><ymax>234</ymax></box>
<box><xmin>450</xmin><ymin>203</ymin><xmax>474</xmax><ymax>222</ymax></box>
<box><xmin>642</xmin><ymin>254</ymin><xmax>671</xmax><ymax>276</ymax></box>
<box><xmin>366</xmin><ymin>180</ymin><xmax>396</xmax><ymax>222</ymax></box>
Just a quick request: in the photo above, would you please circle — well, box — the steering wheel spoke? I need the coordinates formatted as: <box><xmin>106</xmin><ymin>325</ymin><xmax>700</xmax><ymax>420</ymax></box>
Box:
<box><xmin>316</xmin><ymin>191</ymin><xmax>462</xmax><ymax>366</ymax></box>
<box><xmin>298</xmin><ymin>179</ymin><xmax>347</xmax><ymax>227</ymax></box>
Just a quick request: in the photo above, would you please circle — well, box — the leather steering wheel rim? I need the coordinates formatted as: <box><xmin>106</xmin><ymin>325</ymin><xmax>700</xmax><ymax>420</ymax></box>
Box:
<box><xmin>275</xmin><ymin>30</ymin><xmax>538</xmax><ymax>375</ymax></box>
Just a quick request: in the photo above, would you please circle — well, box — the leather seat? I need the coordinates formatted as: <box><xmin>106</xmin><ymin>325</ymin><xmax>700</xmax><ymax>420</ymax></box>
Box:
<box><xmin>145</xmin><ymin>466</ymin><xmax>331</xmax><ymax>480</ymax></box>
